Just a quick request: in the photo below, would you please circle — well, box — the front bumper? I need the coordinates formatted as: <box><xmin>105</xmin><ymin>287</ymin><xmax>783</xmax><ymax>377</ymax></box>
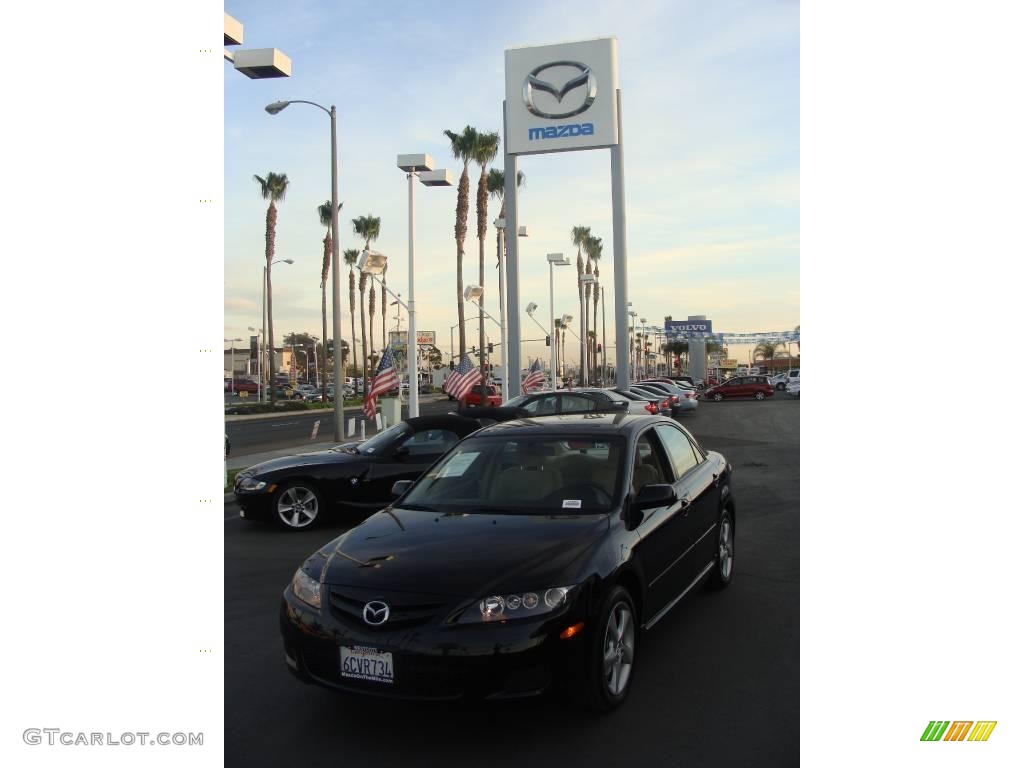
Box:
<box><xmin>233</xmin><ymin>486</ymin><xmax>276</xmax><ymax>518</ymax></box>
<box><xmin>280</xmin><ymin>585</ymin><xmax>585</xmax><ymax>700</ymax></box>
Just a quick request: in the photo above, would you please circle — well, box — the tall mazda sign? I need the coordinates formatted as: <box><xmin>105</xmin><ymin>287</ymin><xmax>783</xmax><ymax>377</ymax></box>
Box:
<box><xmin>502</xmin><ymin>38</ymin><xmax>630</xmax><ymax>394</ymax></box>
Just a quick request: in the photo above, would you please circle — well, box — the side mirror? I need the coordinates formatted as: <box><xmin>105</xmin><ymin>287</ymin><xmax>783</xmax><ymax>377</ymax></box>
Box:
<box><xmin>633</xmin><ymin>483</ymin><xmax>676</xmax><ymax>510</ymax></box>
<box><xmin>391</xmin><ymin>479</ymin><xmax>414</xmax><ymax>498</ymax></box>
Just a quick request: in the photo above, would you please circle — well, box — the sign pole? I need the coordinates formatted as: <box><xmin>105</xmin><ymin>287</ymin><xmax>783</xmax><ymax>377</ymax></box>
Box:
<box><xmin>611</xmin><ymin>88</ymin><xmax>630</xmax><ymax>391</ymax></box>
<box><xmin>503</xmin><ymin>100</ymin><xmax>523</xmax><ymax>398</ymax></box>
<box><xmin>407</xmin><ymin>170</ymin><xmax>419</xmax><ymax>418</ymax></box>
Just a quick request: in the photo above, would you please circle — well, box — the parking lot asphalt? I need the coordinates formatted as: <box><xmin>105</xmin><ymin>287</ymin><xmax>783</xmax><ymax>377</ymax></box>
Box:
<box><xmin>225</xmin><ymin>396</ymin><xmax>799</xmax><ymax>767</ymax></box>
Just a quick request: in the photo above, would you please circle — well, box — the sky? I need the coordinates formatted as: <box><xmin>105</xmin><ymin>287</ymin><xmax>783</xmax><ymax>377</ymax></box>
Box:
<box><xmin>224</xmin><ymin>0</ymin><xmax>799</xmax><ymax>370</ymax></box>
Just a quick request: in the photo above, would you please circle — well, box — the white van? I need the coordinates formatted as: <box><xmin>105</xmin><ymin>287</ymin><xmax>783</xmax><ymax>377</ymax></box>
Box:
<box><xmin>786</xmin><ymin>369</ymin><xmax>800</xmax><ymax>388</ymax></box>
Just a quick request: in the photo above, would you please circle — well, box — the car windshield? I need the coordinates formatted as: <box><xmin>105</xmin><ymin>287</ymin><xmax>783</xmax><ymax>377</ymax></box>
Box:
<box><xmin>399</xmin><ymin>434</ymin><xmax>625</xmax><ymax>514</ymax></box>
<box><xmin>352</xmin><ymin>422</ymin><xmax>411</xmax><ymax>455</ymax></box>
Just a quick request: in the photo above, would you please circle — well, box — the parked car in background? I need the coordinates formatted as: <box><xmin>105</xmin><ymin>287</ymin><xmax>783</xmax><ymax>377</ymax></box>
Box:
<box><xmin>786</xmin><ymin>369</ymin><xmax>799</xmax><ymax>390</ymax></box>
<box><xmin>629</xmin><ymin>385</ymin><xmax>672</xmax><ymax>415</ymax></box>
<box><xmin>635</xmin><ymin>382</ymin><xmax>698</xmax><ymax>415</ymax></box>
<box><xmin>290</xmin><ymin>384</ymin><xmax>323</xmax><ymax>402</ymax></box>
<box><xmin>504</xmin><ymin>388</ymin><xmax>638</xmax><ymax>416</ymax></box>
<box><xmin>234</xmin><ymin>415</ymin><xmax>486</xmax><ymax>529</ymax></box>
<box><xmin>461</xmin><ymin>384</ymin><xmax>502</xmax><ymax>408</ymax></box>
<box><xmin>787</xmin><ymin>378</ymin><xmax>800</xmax><ymax>398</ymax></box>
<box><xmin>227</xmin><ymin>379</ymin><xmax>260</xmax><ymax>394</ymax></box>
<box><xmin>769</xmin><ymin>372</ymin><xmax>788</xmax><ymax>391</ymax></box>
<box><xmin>668</xmin><ymin>375</ymin><xmax>697</xmax><ymax>389</ymax></box>
<box><xmin>703</xmin><ymin>375</ymin><xmax>775</xmax><ymax>401</ymax></box>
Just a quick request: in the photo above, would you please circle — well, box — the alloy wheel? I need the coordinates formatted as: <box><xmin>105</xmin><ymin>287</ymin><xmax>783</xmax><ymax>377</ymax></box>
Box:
<box><xmin>277</xmin><ymin>486</ymin><xmax>319</xmax><ymax>528</ymax></box>
<box><xmin>603</xmin><ymin>602</ymin><xmax>635</xmax><ymax>696</ymax></box>
<box><xmin>718</xmin><ymin>516</ymin><xmax>734</xmax><ymax>581</ymax></box>
<box><xmin>713</xmin><ymin>393</ymin><xmax>723</xmax><ymax>401</ymax></box>
<box><xmin>755</xmin><ymin>392</ymin><xmax>765</xmax><ymax>400</ymax></box>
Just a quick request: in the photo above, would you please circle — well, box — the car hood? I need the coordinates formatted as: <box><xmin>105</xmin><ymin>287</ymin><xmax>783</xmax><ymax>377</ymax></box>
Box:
<box><xmin>320</xmin><ymin>508</ymin><xmax>609</xmax><ymax>596</ymax></box>
<box><xmin>248</xmin><ymin>446</ymin><xmax>361</xmax><ymax>475</ymax></box>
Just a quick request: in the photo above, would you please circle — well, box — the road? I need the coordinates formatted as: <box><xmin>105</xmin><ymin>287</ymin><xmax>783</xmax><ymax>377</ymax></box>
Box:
<box><xmin>224</xmin><ymin>395</ymin><xmax>799</xmax><ymax>766</ymax></box>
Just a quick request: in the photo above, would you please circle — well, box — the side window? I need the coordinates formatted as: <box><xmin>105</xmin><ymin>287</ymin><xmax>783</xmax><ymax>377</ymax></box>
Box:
<box><xmin>632</xmin><ymin>430</ymin><xmax>673</xmax><ymax>493</ymax></box>
<box><xmin>559</xmin><ymin>394</ymin><xmax>596</xmax><ymax>413</ymax></box>
<box><xmin>532</xmin><ymin>395</ymin><xmax>558</xmax><ymax>415</ymax></box>
<box><xmin>726</xmin><ymin>378</ymin><xmax>741</xmax><ymax>387</ymax></box>
<box><xmin>400</xmin><ymin>429</ymin><xmax>460</xmax><ymax>456</ymax></box>
<box><xmin>654</xmin><ymin>425</ymin><xmax>701</xmax><ymax>479</ymax></box>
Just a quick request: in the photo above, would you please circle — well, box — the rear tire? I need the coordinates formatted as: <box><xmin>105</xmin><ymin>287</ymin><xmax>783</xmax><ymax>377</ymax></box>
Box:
<box><xmin>713</xmin><ymin>392</ymin><xmax>723</xmax><ymax>402</ymax></box>
<box><xmin>754</xmin><ymin>391</ymin><xmax>765</xmax><ymax>401</ymax></box>
<box><xmin>707</xmin><ymin>507</ymin><xmax>735</xmax><ymax>590</ymax></box>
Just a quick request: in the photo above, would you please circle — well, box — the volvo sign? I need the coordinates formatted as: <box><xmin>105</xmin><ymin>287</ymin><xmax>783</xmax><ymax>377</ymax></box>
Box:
<box><xmin>505</xmin><ymin>38</ymin><xmax>619</xmax><ymax>156</ymax></box>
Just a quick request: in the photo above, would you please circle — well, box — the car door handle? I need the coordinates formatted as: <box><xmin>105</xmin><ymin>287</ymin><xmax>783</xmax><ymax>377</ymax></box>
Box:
<box><xmin>677</xmin><ymin>495</ymin><xmax>691</xmax><ymax>515</ymax></box>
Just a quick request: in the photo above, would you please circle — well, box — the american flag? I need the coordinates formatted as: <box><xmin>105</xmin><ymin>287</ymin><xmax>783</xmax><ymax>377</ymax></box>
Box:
<box><xmin>445</xmin><ymin>353</ymin><xmax>482</xmax><ymax>400</ymax></box>
<box><xmin>363</xmin><ymin>345</ymin><xmax>399</xmax><ymax>419</ymax></box>
<box><xmin>522</xmin><ymin>358</ymin><xmax>545</xmax><ymax>392</ymax></box>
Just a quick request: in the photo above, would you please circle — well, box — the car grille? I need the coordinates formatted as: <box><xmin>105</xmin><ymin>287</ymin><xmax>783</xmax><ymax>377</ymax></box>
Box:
<box><xmin>327</xmin><ymin>586</ymin><xmax>451</xmax><ymax>630</ymax></box>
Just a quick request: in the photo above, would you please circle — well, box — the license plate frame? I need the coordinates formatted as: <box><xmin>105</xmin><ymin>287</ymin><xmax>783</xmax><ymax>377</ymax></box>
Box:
<box><xmin>340</xmin><ymin>645</ymin><xmax>395</xmax><ymax>685</ymax></box>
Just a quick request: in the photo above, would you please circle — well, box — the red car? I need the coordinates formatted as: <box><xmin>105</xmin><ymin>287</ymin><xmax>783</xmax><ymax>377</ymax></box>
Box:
<box><xmin>462</xmin><ymin>384</ymin><xmax>502</xmax><ymax>408</ymax></box>
<box><xmin>227</xmin><ymin>379</ymin><xmax>260</xmax><ymax>394</ymax></box>
<box><xmin>703</xmin><ymin>375</ymin><xmax>775</xmax><ymax>401</ymax></box>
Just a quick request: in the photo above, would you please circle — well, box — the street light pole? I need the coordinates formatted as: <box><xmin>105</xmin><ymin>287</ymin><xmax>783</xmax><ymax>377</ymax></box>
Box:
<box><xmin>266</xmin><ymin>99</ymin><xmax>345</xmax><ymax>440</ymax></box>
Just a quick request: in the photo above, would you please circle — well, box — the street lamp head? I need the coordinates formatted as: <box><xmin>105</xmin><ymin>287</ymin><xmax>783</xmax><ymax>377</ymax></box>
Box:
<box><xmin>418</xmin><ymin>169</ymin><xmax>453</xmax><ymax>186</ymax></box>
<box><xmin>517</xmin><ymin>226</ymin><xmax>528</xmax><ymax>238</ymax></box>
<box><xmin>561</xmin><ymin>314</ymin><xmax>573</xmax><ymax>325</ymax></box>
<box><xmin>464</xmin><ymin>285</ymin><xmax>483</xmax><ymax>303</ymax></box>
<box><xmin>358</xmin><ymin>249</ymin><xmax>388</xmax><ymax>274</ymax></box>
<box><xmin>265</xmin><ymin>100</ymin><xmax>290</xmax><ymax>114</ymax></box>
<box><xmin>396</xmin><ymin>153</ymin><xmax>434</xmax><ymax>172</ymax></box>
<box><xmin>525</xmin><ymin>302</ymin><xmax>538</xmax><ymax>316</ymax></box>
<box><xmin>579</xmin><ymin>274</ymin><xmax>597</xmax><ymax>285</ymax></box>
<box><xmin>493</xmin><ymin>218</ymin><xmax>506</xmax><ymax>230</ymax></box>
<box><xmin>283</xmin><ymin>258</ymin><xmax>294</xmax><ymax>264</ymax></box>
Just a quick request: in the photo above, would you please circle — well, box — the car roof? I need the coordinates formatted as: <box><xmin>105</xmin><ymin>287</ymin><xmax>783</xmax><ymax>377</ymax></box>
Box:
<box><xmin>474</xmin><ymin>412</ymin><xmax>668</xmax><ymax>437</ymax></box>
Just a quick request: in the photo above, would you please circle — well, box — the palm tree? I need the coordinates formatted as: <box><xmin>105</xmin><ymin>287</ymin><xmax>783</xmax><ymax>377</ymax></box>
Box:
<box><xmin>443</xmin><ymin>125</ymin><xmax>479</xmax><ymax>359</ymax></box>
<box><xmin>343</xmin><ymin>249</ymin><xmax>360</xmax><ymax>380</ymax></box>
<box><xmin>254</xmin><ymin>172</ymin><xmax>289</xmax><ymax>404</ymax></box>
<box><xmin>352</xmin><ymin>215</ymin><xmax>381</xmax><ymax>401</ymax></box>
<box><xmin>317</xmin><ymin>200</ymin><xmax>342</xmax><ymax>402</ymax></box>
<box><xmin>471</xmin><ymin>131</ymin><xmax>500</xmax><ymax>379</ymax></box>
<box><xmin>570</xmin><ymin>226</ymin><xmax>591</xmax><ymax>383</ymax></box>
<box><xmin>753</xmin><ymin>341</ymin><xmax>783</xmax><ymax>373</ymax></box>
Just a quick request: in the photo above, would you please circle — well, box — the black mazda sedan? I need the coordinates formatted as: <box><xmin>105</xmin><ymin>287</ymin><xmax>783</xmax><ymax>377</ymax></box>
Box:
<box><xmin>233</xmin><ymin>415</ymin><xmax>485</xmax><ymax>529</ymax></box>
<box><xmin>280</xmin><ymin>413</ymin><xmax>735</xmax><ymax>710</ymax></box>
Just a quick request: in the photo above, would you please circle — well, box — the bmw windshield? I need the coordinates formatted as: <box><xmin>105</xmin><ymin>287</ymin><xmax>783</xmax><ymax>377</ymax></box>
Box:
<box><xmin>399</xmin><ymin>434</ymin><xmax>625</xmax><ymax>514</ymax></box>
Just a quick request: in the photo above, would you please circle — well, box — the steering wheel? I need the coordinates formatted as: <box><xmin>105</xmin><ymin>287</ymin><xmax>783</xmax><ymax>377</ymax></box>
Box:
<box><xmin>546</xmin><ymin>481</ymin><xmax>613</xmax><ymax>507</ymax></box>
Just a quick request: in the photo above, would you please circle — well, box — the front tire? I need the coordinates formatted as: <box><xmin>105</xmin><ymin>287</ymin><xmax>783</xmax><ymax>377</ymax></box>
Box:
<box><xmin>580</xmin><ymin>586</ymin><xmax>638</xmax><ymax>712</ymax></box>
<box><xmin>273</xmin><ymin>481</ymin><xmax>323</xmax><ymax>530</ymax></box>
<box><xmin>707</xmin><ymin>507</ymin><xmax>735</xmax><ymax>590</ymax></box>
<box><xmin>713</xmin><ymin>392</ymin><xmax>724</xmax><ymax>402</ymax></box>
<box><xmin>754</xmin><ymin>391</ymin><xmax>765</xmax><ymax>401</ymax></box>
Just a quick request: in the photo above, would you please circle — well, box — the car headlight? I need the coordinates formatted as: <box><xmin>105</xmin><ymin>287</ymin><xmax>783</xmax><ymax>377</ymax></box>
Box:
<box><xmin>237</xmin><ymin>476</ymin><xmax>267</xmax><ymax>491</ymax></box>
<box><xmin>460</xmin><ymin>585</ymin><xmax>577</xmax><ymax>623</ymax></box>
<box><xmin>290</xmin><ymin>569</ymin><xmax>321</xmax><ymax>609</ymax></box>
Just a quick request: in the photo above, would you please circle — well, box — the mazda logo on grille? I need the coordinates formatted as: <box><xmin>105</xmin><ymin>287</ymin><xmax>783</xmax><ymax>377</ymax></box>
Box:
<box><xmin>362</xmin><ymin>601</ymin><xmax>390</xmax><ymax>626</ymax></box>
<box><xmin>523</xmin><ymin>61</ymin><xmax>597</xmax><ymax>119</ymax></box>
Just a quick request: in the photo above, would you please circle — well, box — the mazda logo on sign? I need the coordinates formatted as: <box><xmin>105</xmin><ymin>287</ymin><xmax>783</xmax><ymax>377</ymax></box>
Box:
<box><xmin>362</xmin><ymin>601</ymin><xmax>390</xmax><ymax>626</ymax></box>
<box><xmin>523</xmin><ymin>61</ymin><xmax>597</xmax><ymax>119</ymax></box>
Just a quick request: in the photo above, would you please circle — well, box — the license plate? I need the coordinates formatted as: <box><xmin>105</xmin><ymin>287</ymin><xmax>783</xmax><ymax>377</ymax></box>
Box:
<box><xmin>340</xmin><ymin>646</ymin><xmax>394</xmax><ymax>685</ymax></box>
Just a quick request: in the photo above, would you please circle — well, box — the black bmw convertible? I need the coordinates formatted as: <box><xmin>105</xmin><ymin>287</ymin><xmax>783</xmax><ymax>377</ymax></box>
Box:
<box><xmin>233</xmin><ymin>415</ymin><xmax>486</xmax><ymax>529</ymax></box>
<box><xmin>280</xmin><ymin>413</ymin><xmax>735</xmax><ymax>710</ymax></box>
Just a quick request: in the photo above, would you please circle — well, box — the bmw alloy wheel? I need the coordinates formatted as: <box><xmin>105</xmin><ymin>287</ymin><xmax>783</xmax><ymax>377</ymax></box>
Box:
<box><xmin>603</xmin><ymin>602</ymin><xmax>635</xmax><ymax>696</ymax></box>
<box><xmin>275</xmin><ymin>484</ymin><xmax>320</xmax><ymax>529</ymax></box>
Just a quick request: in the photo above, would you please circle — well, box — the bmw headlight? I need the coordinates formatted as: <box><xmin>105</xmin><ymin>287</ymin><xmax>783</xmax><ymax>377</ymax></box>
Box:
<box><xmin>462</xmin><ymin>586</ymin><xmax>577</xmax><ymax>623</ymax></box>
<box><xmin>290</xmin><ymin>569</ymin><xmax>321</xmax><ymax>609</ymax></box>
<box><xmin>237</xmin><ymin>476</ymin><xmax>268</xmax><ymax>491</ymax></box>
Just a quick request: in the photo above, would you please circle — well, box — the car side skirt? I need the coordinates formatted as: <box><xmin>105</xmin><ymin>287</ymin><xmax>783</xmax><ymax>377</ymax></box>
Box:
<box><xmin>642</xmin><ymin>560</ymin><xmax>716</xmax><ymax>631</ymax></box>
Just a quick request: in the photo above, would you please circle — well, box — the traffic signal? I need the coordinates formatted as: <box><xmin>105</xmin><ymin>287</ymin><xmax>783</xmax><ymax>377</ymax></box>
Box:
<box><xmin>545</xmin><ymin>336</ymin><xmax>551</xmax><ymax>347</ymax></box>
<box><xmin>487</xmin><ymin>343</ymin><xmax>494</xmax><ymax>354</ymax></box>
<box><xmin>597</xmin><ymin>343</ymin><xmax>602</xmax><ymax>353</ymax></box>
